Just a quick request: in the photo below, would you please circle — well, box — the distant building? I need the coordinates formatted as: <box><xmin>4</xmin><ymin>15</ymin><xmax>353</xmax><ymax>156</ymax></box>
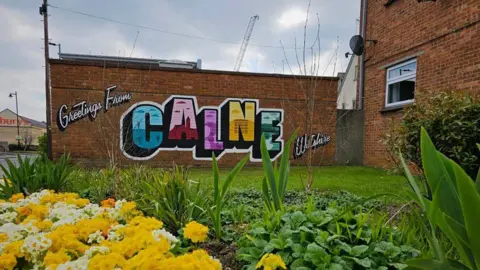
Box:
<box><xmin>0</xmin><ymin>109</ymin><xmax>46</xmax><ymax>146</ymax></box>
<box><xmin>337</xmin><ymin>55</ymin><xmax>358</xmax><ymax>110</ymax></box>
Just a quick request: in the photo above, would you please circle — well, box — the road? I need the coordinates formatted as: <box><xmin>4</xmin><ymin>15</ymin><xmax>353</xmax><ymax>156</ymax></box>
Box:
<box><xmin>0</xmin><ymin>153</ymin><xmax>38</xmax><ymax>178</ymax></box>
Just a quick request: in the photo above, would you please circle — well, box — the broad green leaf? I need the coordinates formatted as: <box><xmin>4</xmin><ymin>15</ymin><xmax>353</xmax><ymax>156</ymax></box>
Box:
<box><xmin>407</xmin><ymin>258</ymin><xmax>457</xmax><ymax>270</ymax></box>
<box><xmin>304</xmin><ymin>243</ymin><xmax>327</xmax><ymax>265</ymax></box>
<box><xmin>476</xmin><ymin>144</ymin><xmax>480</xmax><ymax>191</ymax></box>
<box><xmin>350</xmin><ymin>245</ymin><xmax>369</xmax><ymax>256</ymax></box>
<box><xmin>351</xmin><ymin>257</ymin><xmax>372</xmax><ymax>268</ymax></box>
<box><xmin>453</xmin><ymin>161</ymin><xmax>480</xmax><ymax>266</ymax></box>
<box><xmin>260</xmin><ymin>133</ymin><xmax>280</xmax><ymax>210</ymax></box>
<box><xmin>292</xmin><ymin>244</ymin><xmax>306</xmax><ymax>258</ymax></box>
<box><xmin>442</xmin><ymin>213</ymin><xmax>469</xmax><ymax>247</ymax></box>
<box><xmin>329</xmin><ymin>264</ymin><xmax>343</xmax><ymax>270</ymax></box>
<box><xmin>388</xmin><ymin>263</ymin><xmax>408</xmax><ymax>269</ymax></box>
<box><xmin>421</xmin><ymin>127</ymin><xmax>463</xmax><ymax>224</ymax></box>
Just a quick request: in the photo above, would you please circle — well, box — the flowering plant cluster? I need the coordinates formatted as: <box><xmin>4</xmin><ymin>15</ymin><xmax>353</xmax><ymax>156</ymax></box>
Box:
<box><xmin>0</xmin><ymin>191</ymin><xmax>221</xmax><ymax>270</ymax></box>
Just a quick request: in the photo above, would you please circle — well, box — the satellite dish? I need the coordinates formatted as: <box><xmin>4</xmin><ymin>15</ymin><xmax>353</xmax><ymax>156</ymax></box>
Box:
<box><xmin>349</xmin><ymin>35</ymin><xmax>364</xmax><ymax>56</ymax></box>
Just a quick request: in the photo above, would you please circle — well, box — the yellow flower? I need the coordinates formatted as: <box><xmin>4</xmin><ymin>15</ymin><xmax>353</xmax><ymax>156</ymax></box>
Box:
<box><xmin>76</xmin><ymin>218</ymin><xmax>111</xmax><ymax>241</ymax></box>
<box><xmin>3</xmin><ymin>240</ymin><xmax>24</xmax><ymax>257</ymax></box>
<box><xmin>9</xmin><ymin>193</ymin><xmax>24</xmax><ymax>203</ymax></box>
<box><xmin>101</xmin><ymin>198</ymin><xmax>115</xmax><ymax>208</ymax></box>
<box><xmin>88</xmin><ymin>252</ymin><xmax>126</xmax><ymax>270</ymax></box>
<box><xmin>128</xmin><ymin>216</ymin><xmax>163</xmax><ymax>231</ymax></box>
<box><xmin>0</xmin><ymin>233</ymin><xmax>8</xmax><ymax>243</ymax></box>
<box><xmin>0</xmin><ymin>253</ymin><xmax>16</xmax><ymax>270</ymax></box>
<box><xmin>120</xmin><ymin>201</ymin><xmax>136</xmax><ymax>214</ymax></box>
<box><xmin>29</xmin><ymin>204</ymin><xmax>49</xmax><ymax>220</ymax></box>
<box><xmin>256</xmin><ymin>253</ymin><xmax>286</xmax><ymax>270</ymax></box>
<box><xmin>16</xmin><ymin>206</ymin><xmax>31</xmax><ymax>217</ymax></box>
<box><xmin>43</xmin><ymin>249</ymin><xmax>70</xmax><ymax>269</ymax></box>
<box><xmin>183</xmin><ymin>221</ymin><xmax>209</xmax><ymax>243</ymax></box>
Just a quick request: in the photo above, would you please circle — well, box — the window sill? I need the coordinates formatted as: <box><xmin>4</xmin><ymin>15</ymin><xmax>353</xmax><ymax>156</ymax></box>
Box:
<box><xmin>379</xmin><ymin>104</ymin><xmax>407</xmax><ymax>113</ymax></box>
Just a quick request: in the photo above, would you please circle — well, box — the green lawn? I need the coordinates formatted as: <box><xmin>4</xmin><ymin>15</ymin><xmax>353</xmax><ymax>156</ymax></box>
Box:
<box><xmin>189</xmin><ymin>166</ymin><xmax>411</xmax><ymax>198</ymax></box>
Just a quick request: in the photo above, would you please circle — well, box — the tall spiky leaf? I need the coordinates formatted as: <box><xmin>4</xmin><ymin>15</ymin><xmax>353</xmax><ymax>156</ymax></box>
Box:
<box><xmin>260</xmin><ymin>133</ymin><xmax>280</xmax><ymax>211</ymax></box>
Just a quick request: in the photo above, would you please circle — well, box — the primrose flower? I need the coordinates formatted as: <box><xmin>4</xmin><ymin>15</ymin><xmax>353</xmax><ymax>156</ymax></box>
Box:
<box><xmin>183</xmin><ymin>221</ymin><xmax>209</xmax><ymax>243</ymax></box>
<box><xmin>0</xmin><ymin>191</ymin><xmax>221</xmax><ymax>269</ymax></box>
<box><xmin>256</xmin><ymin>253</ymin><xmax>287</xmax><ymax>270</ymax></box>
<box><xmin>101</xmin><ymin>198</ymin><xmax>115</xmax><ymax>208</ymax></box>
<box><xmin>9</xmin><ymin>193</ymin><xmax>24</xmax><ymax>203</ymax></box>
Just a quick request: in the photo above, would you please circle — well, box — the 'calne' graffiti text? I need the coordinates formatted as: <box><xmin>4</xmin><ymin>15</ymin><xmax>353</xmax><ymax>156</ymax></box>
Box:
<box><xmin>120</xmin><ymin>96</ymin><xmax>284</xmax><ymax>161</ymax></box>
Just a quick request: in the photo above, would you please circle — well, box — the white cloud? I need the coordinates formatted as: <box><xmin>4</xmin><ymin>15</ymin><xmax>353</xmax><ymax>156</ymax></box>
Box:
<box><xmin>277</xmin><ymin>8</ymin><xmax>307</xmax><ymax>29</ymax></box>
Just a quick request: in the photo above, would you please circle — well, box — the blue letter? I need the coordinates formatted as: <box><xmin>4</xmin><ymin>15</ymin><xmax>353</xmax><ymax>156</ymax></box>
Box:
<box><xmin>132</xmin><ymin>105</ymin><xmax>163</xmax><ymax>149</ymax></box>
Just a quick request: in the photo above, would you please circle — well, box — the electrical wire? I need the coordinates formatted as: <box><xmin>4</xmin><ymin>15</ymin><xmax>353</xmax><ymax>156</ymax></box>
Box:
<box><xmin>48</xmin><ymin>4</ymin><xmax>299</xmax><ymax>50</ymax></box>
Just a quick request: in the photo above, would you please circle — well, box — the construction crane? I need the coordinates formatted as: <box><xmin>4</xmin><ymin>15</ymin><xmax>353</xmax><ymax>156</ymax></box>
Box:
<box><xmin>234</xmin><ymin>15</ymin><xmax>259</xmax><ymax>71</ymax></box>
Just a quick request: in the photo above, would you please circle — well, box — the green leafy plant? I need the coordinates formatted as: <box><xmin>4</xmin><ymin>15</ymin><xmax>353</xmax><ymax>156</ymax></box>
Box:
<box><xmin>0</xmin><ymin>153</ymin><xmax>73</xmax><ymax>198</ymax></box>
<box><xmin>135</xmin><ymin>165</ymin><xmax>209</xmax><ymax>234</ymax></box>
<box><xmin>37</xmin><ymin>133</ymin><xmax>48</xmax><ymax>156</ymax></box>
<box><xmin>208</xmin><ymin>154</ymin><xmax>249</xmax><ymax>240</ymax></box>
<box><xmin>384</xmin><ymin>91</ymin><xmax>480</xmax><ymax>179</ymax></box>
<box><xmin>0</xmin><ymin>154</ymin><xmax>37</xmax><ymax>198</ymax></box>
<box><xmin>402</xmin><ymin>127</ymin><xmax>480</xmax><ymax>269</ymax></box>
<box><xmin>237</xmin><ymin>208</ymin><xmax>420</xmax><ymax>269</ymax></box>
<box><xmin>260</xmin><ymin>132</ymin><xmax>296</xmax><ymax>213</ymax></box>
<box><xmin>34</xmin><ymin>153</ymin><xmax>74</xmax><ymax>192</ymax></box>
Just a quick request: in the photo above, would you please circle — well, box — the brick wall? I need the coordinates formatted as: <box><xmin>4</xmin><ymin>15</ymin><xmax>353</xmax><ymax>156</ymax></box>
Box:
<box><xmin>361</xmin><ymin>0</ymin><xmax>480</xmax><ymax>168</ymax></box>
<box><xmin>50</xmin><ymin>60</ymin><xmax>338</xmax><ymax>167</ymax></box>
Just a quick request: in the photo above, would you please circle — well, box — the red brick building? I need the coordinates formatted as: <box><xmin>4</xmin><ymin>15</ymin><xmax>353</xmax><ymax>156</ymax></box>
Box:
<box><xmin>49</xmin><ymin>55</ymin><xmax>338</xmax><ymax>167</ymax></box>
<box><xmin>360</xmin><ymin>0</ymin><xmax>479</xmax><ymax>167</ymax></box>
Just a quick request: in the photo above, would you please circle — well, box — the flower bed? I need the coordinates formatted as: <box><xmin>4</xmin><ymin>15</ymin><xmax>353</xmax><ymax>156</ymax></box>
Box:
<box><xmin>0</xmin><ymin>191</ymin><xmax>220</xmax><ymax>270</ymax></box>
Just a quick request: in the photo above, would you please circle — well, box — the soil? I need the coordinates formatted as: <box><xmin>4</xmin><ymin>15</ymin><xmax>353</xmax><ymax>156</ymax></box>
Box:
<box><xmin>201</xmin><ymin>240</ymin><xmax>241</xmax><ymax>270</ymax></box>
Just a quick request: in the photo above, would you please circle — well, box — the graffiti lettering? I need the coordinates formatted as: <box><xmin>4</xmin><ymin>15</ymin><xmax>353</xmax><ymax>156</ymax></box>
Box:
<box><xmin>120</xmin><ymin>96</ymin><xmax>284</xmax><ymax>161</ymax></box>
<box><xmin>293</xmin><ymin>133</ymin><xmax>331</xmax><ymax>159</ymax></box>
<box><xmin>57</xmin><ymin>85</ymin><xmax>132</xmax><ymax>131</ymax></box>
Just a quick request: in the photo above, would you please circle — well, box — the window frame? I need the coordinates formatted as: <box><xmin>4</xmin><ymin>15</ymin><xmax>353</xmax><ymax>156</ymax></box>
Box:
<box><xmin>385</xmin><ymin>58</ymin><xmax>417</xmax><ymax>108</ymax></box>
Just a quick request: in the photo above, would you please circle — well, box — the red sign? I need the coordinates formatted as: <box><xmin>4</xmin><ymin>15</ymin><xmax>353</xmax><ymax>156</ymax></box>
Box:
<box><xmin>0</xmin><ymin>117</ymin><xmax>30</xmax><ymax>126</ymax></box>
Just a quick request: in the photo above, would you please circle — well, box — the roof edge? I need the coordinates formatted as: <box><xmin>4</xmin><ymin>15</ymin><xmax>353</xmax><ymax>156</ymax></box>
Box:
<box><xmin>48</xmin><ymin>58</ymin><xmax>339</xmax><ymax>80</ymax></box>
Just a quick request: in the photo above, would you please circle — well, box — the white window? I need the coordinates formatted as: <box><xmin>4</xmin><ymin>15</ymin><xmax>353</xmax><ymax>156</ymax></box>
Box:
<box><xmin>385</xmin><ymin>59</ymin><xmax>416</xmax><ymax>107</ymax></box>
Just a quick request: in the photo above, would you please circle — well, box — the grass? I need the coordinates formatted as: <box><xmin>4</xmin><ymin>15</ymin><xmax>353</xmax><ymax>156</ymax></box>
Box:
<box><xmin>189</xmin><ymin>166</ymin><xmax>411</xmax><ymax>198</ymax></box>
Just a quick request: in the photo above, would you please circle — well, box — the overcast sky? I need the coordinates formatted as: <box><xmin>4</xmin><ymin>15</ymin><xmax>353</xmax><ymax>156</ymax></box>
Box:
<box><xmin>1</xmin><ymin>0</ymin><xmax>360</xmax><ymax>121</ymax></box>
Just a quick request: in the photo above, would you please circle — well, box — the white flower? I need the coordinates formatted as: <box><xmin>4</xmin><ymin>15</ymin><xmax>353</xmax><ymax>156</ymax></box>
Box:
<box><xmin>85</xmin><ymin>246</ymin><xmax>110</xmax><ymax>258</ymax></box>
<box><xmin>152</xmin><ymin>228</ymin><xmax>178</xmax><ymax>247</ymax></box>
<box><xmin>87</xmin><ymin>230</ymin><xmax>105</xmax><ymax>244</ymax></box>
<box><xmin>21</xmin><ymin>233</ymin><xmax>52</xmax><ymax>264</ymax></box>
<box><xmin>107</xmin><ymin>224</ymin><xmax>124</xmax><ymax>241</ymax></box>
<box><xmin>0</xmin><ymin>211</ymin><xmax>18</xmax><ymax>225</ymax></box>
<box><xmin>57</xmin><ymin>256</ymin><xmax>89</xmax><ymax>270</ymax></box>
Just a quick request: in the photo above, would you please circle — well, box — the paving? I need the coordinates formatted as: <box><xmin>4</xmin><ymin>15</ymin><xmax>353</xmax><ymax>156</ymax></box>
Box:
<box><xmin>0</xmin><ymin>152</ymin><xmax>38</xmax><ymax>178</ymax></box>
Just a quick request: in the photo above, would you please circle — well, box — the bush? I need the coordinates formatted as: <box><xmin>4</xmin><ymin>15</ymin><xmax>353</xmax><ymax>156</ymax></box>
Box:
<box><xmin>384</xmin><ymin>91</ymin><xmax>480</xmax><ymax>179</ymax></box>
<box><xmin>37</xmin><ymin>132</ymin><xmax>47</xmax><ymax>155</ymax></box>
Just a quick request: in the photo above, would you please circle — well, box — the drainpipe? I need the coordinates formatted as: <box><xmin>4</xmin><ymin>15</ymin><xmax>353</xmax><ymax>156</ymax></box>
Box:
<box><xmin>358</xmin><ymin>0</ymin><xmax>367</xmax><ymax>110</ymax></box>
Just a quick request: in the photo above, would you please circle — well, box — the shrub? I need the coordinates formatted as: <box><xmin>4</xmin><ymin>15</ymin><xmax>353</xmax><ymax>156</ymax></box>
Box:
<box><xmin>384</xmin><ymin>91</ymin><xmax>480</xmax><ymax>179</ymax></box>
<box><xmin>237</xmin><ymin>208</ymin><xmax>420</xmax><ymax>269</ymax></box>
<box><xmin>37</xmin><ymin>133</ymin><xmax>47</xmax><ymax>155</ymax></box>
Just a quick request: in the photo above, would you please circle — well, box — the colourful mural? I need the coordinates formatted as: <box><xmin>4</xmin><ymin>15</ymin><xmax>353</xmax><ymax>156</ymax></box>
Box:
<box><xmin>120</xmin><ymin>96</ymin><xmax>284</xmax><ymax>161</ymax></box>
